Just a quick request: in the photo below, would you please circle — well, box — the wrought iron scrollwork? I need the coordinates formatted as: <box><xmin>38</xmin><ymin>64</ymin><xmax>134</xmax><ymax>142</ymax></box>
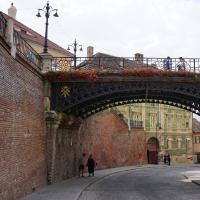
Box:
<box><xmin>50</xmin><ymin>77</ymin><xmax>200</xmax><ymax>118</ymax></box>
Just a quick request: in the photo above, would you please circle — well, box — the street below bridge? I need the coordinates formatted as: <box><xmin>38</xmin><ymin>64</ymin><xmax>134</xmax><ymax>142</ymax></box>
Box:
<box><xmin>21</xmin><ymin>164</ymin><xmax>200</xmax><ymax>200</ymax></box>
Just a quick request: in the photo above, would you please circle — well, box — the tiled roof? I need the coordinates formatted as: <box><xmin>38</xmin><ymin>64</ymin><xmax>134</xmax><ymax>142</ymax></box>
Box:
<box><xmin>1</xmin><ymin>11</ymin><xmax>73</xmax><ymax>56</ymax></box>
<box><xmin>77</xmin><ymin>52</ymin><xmax>148</xmax><ymax>70</ymax></box>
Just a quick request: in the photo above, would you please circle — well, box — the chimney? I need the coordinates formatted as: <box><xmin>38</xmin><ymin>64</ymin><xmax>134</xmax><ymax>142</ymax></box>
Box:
<box><xmin>135</xmin><ymin>53</ymin><xmax>143</xmax><ymax>64</ymax></box>
<box><xmin>87</xmin><ymin>46</ymin><xmax>94</xmax><ymax>59</ymax></box>
<box><xmin>8</xmin><ymin>3</ymin><xmax>17</xmax><ymax>19</ymax></box>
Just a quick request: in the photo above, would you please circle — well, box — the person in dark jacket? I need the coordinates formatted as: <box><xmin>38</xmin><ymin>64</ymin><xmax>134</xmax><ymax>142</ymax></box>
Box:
<box><xmin>87</xmin><ymin>154</ymin><xmax>95</xmax><ymax>176</ymax></box>
<box><xmin>167</xmin><ymin>154</ymin><xmax>171</xmax><ymax>166</ymax></box>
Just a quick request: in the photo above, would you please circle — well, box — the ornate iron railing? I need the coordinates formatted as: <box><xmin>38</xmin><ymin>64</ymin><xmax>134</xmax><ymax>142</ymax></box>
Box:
<box><xmin>0</xmin><ymin>12</ymin><xmax>7</xmax><ymax>39</ymax></box>
<box><xmin>13</xmin><ymin>30</ymin><xmax>42</xmax><ymax>69</ymax></box>
<box><xmin>51</xmin><ymin>56</ymin><xmax>200</xmax><ymax>73</ymax></box>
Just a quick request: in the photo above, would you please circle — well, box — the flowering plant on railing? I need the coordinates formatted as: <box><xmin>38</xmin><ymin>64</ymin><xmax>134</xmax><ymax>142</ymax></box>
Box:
<box><xmin>120</xmin><ymin>68</ymin><xmax>196</xmax><ymax>77</ymax></box>
<box><xmin>120</xmin><ymin>68</ymin><xmax>161</xmax><ymax>77</ymax></box>
<box><xmin>44</xmin><ymin>67</ymin><xmax>198</xmax><ymax>82</ymax></box>
<box><xmin>44</xmin><ymin>69</ymin><xmax>98</xmax><ymax>81</ymax></box>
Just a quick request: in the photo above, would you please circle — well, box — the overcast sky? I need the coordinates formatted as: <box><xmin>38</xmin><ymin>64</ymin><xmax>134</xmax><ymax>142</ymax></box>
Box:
<box><xmin>2</xmin><ymin>0</ymin><xmax>200</xmax><ymax>58</ymax></box>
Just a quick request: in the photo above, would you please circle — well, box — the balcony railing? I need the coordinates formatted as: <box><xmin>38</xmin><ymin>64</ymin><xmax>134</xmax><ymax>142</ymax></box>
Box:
<box><xmin>0</xmin><ymin>12</ymin><xmax>7</xmax><ymax>39</ymax></box>
<box><xmin>51</xmin><ymin>56</ymin><xmax>200</xmax><ymax>73</ymax></box>
<box><xmin>0</xmin><ymin>13</ymin><xmax>42</xmax><ymax>69</ymax></box>
<box><xmin>13</xmin><ymin>31</ymin><xmax>42</xmax><ymax>69</ymax></box>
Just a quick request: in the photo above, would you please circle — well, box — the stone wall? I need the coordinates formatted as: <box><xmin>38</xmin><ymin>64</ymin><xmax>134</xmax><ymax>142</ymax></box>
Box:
<box><xmin>0</xmin><ymin>40</ymin><xmax>46</xmax><ymax>200</ymax></box>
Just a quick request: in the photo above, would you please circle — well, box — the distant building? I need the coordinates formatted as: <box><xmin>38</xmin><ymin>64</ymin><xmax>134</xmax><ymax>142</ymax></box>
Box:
<box><xmin>192</xmin><ymin>118</ymin><xmax>200</xmax><ymax>163</ymax></box>
<box><xmin>116</xmin><ymin>103</ymin><xmax>193</xmax><ymax>164</ymax></box>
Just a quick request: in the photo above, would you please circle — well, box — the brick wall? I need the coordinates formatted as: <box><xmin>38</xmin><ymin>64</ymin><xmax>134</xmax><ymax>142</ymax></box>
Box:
<box><xmin>54</xmin><ymin>127</ymin><xmax>80</xmax><ymax>182</ymax></box>
<box><xmin>79</xmin><ymin>110</ymin><xmax>147</xmax><ymax>170</ymax></box>
<box><xmin>52</xmin><ymin>110</ymin><xmax>147</xmax><ymax>181</ymax></box>
<box><xmin>0</xmin><ymin>42</ymin><xmax>46</xmax><ymax>199</ymax></box>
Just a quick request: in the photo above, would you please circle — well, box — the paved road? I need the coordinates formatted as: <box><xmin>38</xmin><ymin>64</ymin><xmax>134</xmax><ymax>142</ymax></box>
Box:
<box><xmin>21</xmin><ymin>165</ymin><xmax>200</xmax><ymax>200</ymax></box>
<box><xmin>78</xmin><ymin>165</ymin><xmax>200</xmax><ymax>200</ymax></box>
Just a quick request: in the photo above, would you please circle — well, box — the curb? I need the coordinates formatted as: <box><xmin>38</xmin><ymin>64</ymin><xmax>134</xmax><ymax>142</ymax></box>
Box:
<box><xmin>183</xmin><ymin>175</ymin><xmax>200</xmax><ymax>186</ymax></box>
<box><xmin>191</xmin><ymin>180</ymin><xmax>200</xmax><ymax>186</ymax></box>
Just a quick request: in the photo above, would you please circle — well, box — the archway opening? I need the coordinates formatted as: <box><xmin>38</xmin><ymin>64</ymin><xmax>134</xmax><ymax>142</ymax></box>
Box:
<box><xmin>147</xmin><ymin>137</ymin><xmax>159</xmax><ymax>164</ymax></box>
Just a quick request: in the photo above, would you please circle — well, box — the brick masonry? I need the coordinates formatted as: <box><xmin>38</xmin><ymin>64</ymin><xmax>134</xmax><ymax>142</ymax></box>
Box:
<box><xmin>0</xmin><ymin>41</ymin><xmax>46</xmax><ymax>200</ymax></box>
<box><xmin>52</xmin><ymin>110</ymin><xmax>147</xmax><ymax>181</ymax></box>
<box><xmin>79</xmin><ymin>110</ymin><xmax>147</xmax><ymax>170</ymax></box>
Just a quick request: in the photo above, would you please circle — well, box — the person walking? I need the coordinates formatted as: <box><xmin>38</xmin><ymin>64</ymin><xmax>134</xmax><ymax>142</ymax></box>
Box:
<box><xmin>87</xmin><ymin>154</ymin><xmax>95</xmax><ymax>176</ymax></box>
<box><xmin>79</xmin><ymin>153</ymin><xmax>86</xmax><ymax>177</ymax></box>
<box><xmin>167</xmin><ymin>154</ymin><xmax>171</xmax><ymax>166</ymax></box>
<box><xmin>164</xmin><ymin>153</ymin><xmax>167</xmax><ymax>164</ymax></box>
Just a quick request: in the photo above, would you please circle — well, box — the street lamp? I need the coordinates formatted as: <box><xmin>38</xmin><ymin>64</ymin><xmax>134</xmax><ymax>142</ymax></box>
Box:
<box><xmin>36</xmin><ymin>1</ymin><xmax>59</xmax><ymax>53</ymax></box>
<box><xmin>67</xmin><ymin>39</ymin><xmax>83</xmax><ymax>69</ymax></box>
<box><xmin>155</xmin><ymin>112</ymin><xmax>162</xmax><ymax>164</ymax></box>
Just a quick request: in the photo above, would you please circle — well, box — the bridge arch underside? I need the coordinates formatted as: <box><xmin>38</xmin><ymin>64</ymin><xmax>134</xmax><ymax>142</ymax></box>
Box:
<box><xmin>51</xmin><ymin>80</ymin><xmax>200</xmax><ymax>118</ymax></box>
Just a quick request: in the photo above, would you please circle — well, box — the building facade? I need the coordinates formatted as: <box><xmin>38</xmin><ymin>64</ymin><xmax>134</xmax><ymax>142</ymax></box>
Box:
<box><xmin>192</xmin><ymin>118</ymin><xmax>200</xmax><ymax>163</ymax></box>
<box><xmin>116</xmin><ymin>103</ymin><xmax>193</xmax><ymax>164</ymax></box>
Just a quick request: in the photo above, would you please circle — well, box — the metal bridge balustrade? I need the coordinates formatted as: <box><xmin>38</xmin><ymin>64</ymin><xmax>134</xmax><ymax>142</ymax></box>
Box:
<box><xmin>51</xmin><ymin>56</ymin><xmax>200</xmax><ymax>73</ymax></box>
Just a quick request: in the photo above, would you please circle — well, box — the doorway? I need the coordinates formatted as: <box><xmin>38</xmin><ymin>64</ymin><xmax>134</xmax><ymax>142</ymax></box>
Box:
<box><xmin>147</xmin><ymin>137</ymin><xmax>159</xmax><ymax>164</ymax></box>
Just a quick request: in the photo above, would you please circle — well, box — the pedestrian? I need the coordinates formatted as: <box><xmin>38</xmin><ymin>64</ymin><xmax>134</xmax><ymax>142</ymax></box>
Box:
<box><xmin>177</xmin><ymin>57</ymin><xmax>185</xmax><ymax>71</ymax></box>
<box><xmin>163</xmin><ymin>56</ymin><xmax>172</xmax><ymax>70</ymax></box>
<box><xmin>164</xmin><ymin>153</ymin><xmax>167</xmax><ymax>164</ymax></box>
<box><xmin>87</xmin><ymin>154</ymin><xmax>95</xmax><ymax>176</ymax></box>
<box><xmin>79</xmin><ymin>153</ymin><xmax>86</xmax><ymax>177</ymax></box>
<box><xmin>167</xmin><ymin>154</ymin><xmax>171</xmax><ymax>166</ymax></box>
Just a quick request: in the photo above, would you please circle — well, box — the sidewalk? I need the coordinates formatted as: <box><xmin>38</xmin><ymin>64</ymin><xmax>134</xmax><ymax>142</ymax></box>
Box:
<box><xmin>20</xmin><ymin>165</ymin><xmax>145</xmax><ymax>200</ymax></box>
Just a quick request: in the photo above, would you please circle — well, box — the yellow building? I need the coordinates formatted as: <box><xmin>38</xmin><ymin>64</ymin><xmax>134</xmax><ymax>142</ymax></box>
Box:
<box><xmin>116</xmin><ymin>103</ymin><xmax>193</xmax><ymax>164</ymax></box>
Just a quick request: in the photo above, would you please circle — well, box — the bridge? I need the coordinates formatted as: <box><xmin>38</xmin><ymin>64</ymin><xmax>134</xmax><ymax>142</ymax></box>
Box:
<box><xmin>43</xmin><ymin>56</ymin><xmax>200</xmax><ymax>118</ymax></box>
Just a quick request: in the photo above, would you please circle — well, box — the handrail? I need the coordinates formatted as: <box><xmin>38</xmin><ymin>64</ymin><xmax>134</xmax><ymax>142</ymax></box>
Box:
<box><xmin>51</xmin><ymin>56</ymin><xmax>200</xmax><ymax>73</ymax></box>
<box><xmin>13</xmin><ymin>30</ymin><xmax>42</xmax><ymax>69</ymax></box>
<box><xmin>0</xmin><ymin>13</ymin><xmax>42</xmax><ymax>69</ymax></box>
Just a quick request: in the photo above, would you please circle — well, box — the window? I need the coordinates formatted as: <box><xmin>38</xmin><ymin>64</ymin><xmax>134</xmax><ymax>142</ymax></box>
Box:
<box><xmin>194</xmin><ymin>136</ymin><xmax>200</xmax><ymax>144</ymax></box>
<box><xmin>167</xmin><ymin>138</ymin><xmax>173</xmax><ymax>149</ymax></box>
<box><xmin>177</xmin><ymin>138</ymin><xmax>182</xmax><ymax>149</ymax></box>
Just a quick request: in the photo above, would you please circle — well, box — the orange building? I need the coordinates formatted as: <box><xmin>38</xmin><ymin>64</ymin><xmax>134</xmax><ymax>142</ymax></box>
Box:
<box><xmin>193</xmin><ymin>119</ymin><xmax>200</xmax><ymax>163</ymax></box>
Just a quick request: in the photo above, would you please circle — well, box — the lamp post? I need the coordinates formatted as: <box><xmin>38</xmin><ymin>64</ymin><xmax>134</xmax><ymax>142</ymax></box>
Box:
<box><xmin>36</xmin><ymin>1</ymin><xmax>59</xmax><ymax>53</ymax></box>
<box><xmin>67</xmin><ymin>39</ymin><xmax>83</xmax><ymax>69</ymax></box>
<box><xmin>155</xmin><ymin>111</ymin><xmax>162</xmax><ymax>164</ymax></box>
